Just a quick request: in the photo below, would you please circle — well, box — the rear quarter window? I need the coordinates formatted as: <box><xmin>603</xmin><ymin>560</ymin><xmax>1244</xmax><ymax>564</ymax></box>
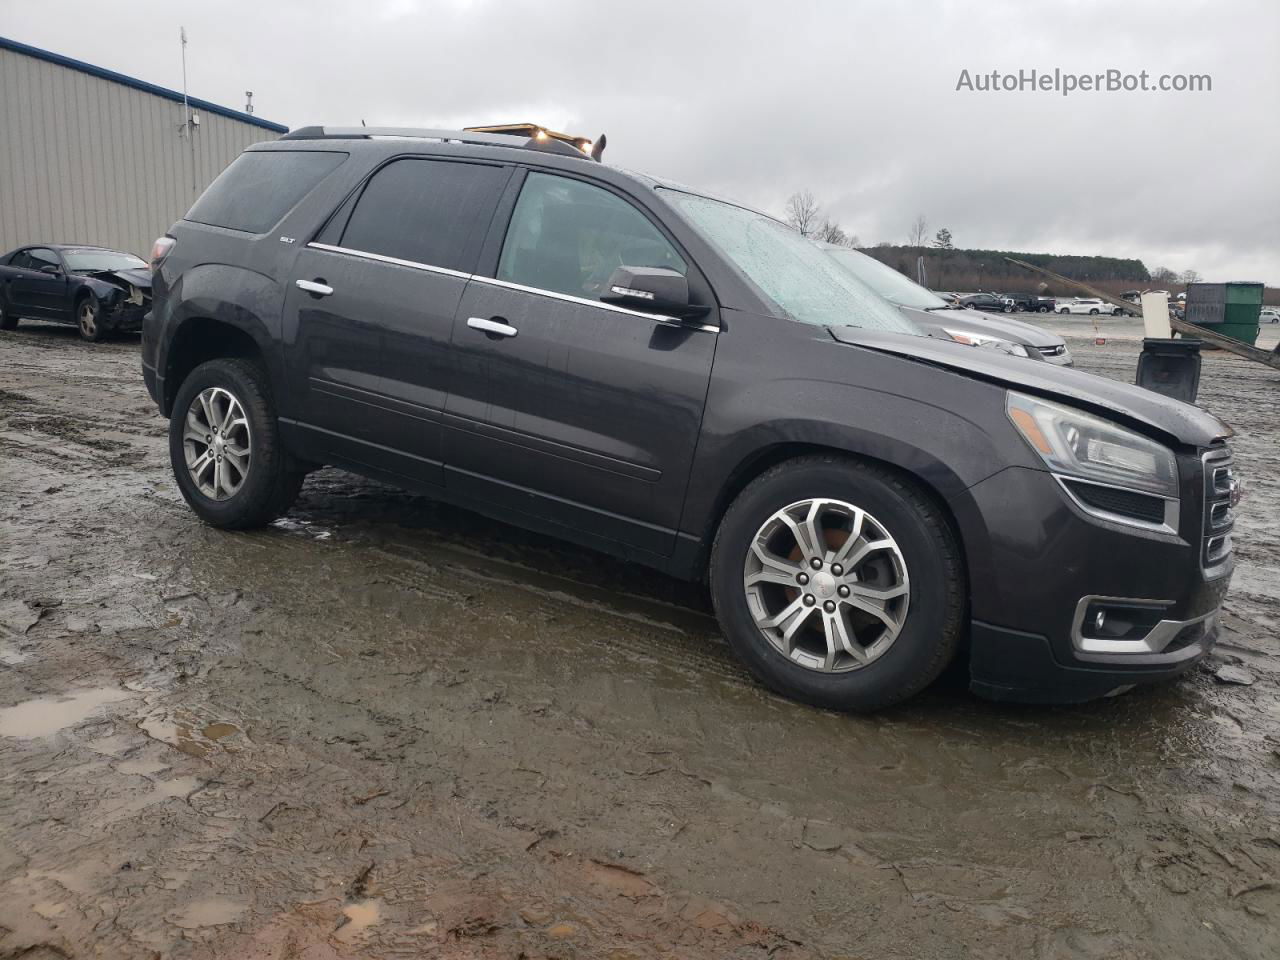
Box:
<box><xmin>185</xmin><ymin>151</ymin><xmax>347</xmax><ymax>234</ymax></box>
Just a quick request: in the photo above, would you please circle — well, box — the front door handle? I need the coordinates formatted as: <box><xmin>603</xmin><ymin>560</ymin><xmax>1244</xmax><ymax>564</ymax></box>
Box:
<box><xmin>467</xmin><ymin>316</ymin><xmax>518</xmax><ymax>338</ymax></box>
<box><xmin>296</xmin><ymin>279</ymin><xmax>333</xmax><ymax>297</ymax></box>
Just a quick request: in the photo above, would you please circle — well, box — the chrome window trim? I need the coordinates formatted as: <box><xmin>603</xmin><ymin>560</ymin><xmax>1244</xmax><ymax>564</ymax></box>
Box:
<box><xmin>1070</xmin><ymin>594</ymin><xmax>1214</xmax><ymax>656</ymax></box>
<box><xmin>308</xmin><ymin>242</ymin><xmax>473</xmax><ymax>279</ymax></box>
<box><xmin>1053</xmin><ymin>474</ymin><xmax>1179</xmax><ymax>535</ymax></box>
<box><xmin>305</xmin><ymin>242</ymin><xmax>719</xmax><ymax>333</ymax></box>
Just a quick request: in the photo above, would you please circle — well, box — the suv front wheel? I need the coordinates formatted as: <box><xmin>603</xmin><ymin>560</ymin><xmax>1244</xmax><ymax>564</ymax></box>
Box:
<box><xmin>169</xmin><ymin>358</ymin><xmax>303</xmax><ymax>529</ymax></box>
<box><xmin>710</xmin><ymin>455</ymin><xmax>965</xmax><ymax>711</ymax></box>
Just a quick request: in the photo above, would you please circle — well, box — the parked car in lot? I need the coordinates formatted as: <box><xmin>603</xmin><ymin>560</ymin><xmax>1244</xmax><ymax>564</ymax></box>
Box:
<box><xmin>960</xmin><ymin>292</ymin><xmax>1016</xmax><ymax>313</ymax></box>
<box><xmin>820</xmin><ymin>245</ymin><xmax>1072</xmax><ymax>365</ymax></box>
<box><xmin>143</xmin><ymin>126</ymin><xmax>1237</xmax><ymax>710</ymax></box>
<box><xmin>1057</xmin><ymin>297</ymin><xmax>1120</xmax><ymax>316</ymax></box>
<box><xmin>0</xmin><ymin>244</ymin><xmax>152</xmax><ymax>341</ymax></box>
<box><xmin>1260</xmin><ymin>307</ymin><xmax>1279</xmax><ymax>324</ymax></box>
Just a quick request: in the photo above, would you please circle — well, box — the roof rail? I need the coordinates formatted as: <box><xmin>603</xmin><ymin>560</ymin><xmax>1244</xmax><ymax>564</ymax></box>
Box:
<box><xmin>279</xmin><ymin>125</ymin><xmax>601</xmax><ymax>161</ymax></box>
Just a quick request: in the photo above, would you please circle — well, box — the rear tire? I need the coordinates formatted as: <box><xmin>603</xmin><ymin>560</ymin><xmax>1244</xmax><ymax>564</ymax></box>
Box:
<box><xmin>169</xmin><ymin>358</ymin><xmax>303</xmax><ymax>529</ymax></box>
<box><xmin>0</xmin><ymin>301</ymin><xmax>16</xmax><ymax>330</ymax></box>
<box><xmin>1089</xmin><ymin>308</ymin><xmax>1100</xmax><ymax>315</ymax></box>
<box><xmin>709</xmin><ymin>455</ymin><xmax>965</xmax><ymax>712</ymax></box>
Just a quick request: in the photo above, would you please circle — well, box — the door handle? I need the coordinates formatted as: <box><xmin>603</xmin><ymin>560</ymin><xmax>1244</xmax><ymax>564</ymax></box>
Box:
<box><xmin>467</xmin><ymin>316</ymin><xmax>518</xmax><ymax>338</ymax></box>
<box><xmin>296</xmin><ymin>279</ymin><xmax>333</xmax><ymax>297</ymax></box>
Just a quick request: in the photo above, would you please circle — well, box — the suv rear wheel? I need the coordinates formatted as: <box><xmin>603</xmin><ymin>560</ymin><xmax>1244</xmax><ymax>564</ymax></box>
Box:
<box><xmin>710</xmin><ymin>455</ymin><xmax>964</xmax><ymax>711</ymax></box>
<box><xmin>169</xmin><ymin>358</ymin><xmax>303</xmax><ymax>529</ymax></box>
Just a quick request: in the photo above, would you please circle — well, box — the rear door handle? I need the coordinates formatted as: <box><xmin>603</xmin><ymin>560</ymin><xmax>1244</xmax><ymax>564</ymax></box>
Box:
<box><xmin>296</xmin><ymin>279</ymin><xmax>333</xmax><ymax>296</ymax></box>
<box><xmin>467</xmin><ymin>316</ymin><xmax>518</xmax><ymax>338</ymax></box>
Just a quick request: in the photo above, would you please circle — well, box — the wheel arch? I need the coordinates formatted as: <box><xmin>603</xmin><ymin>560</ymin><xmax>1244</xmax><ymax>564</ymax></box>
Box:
<box><xmin>680</xmin><ymin>438</ymin><xmax>975</xmax><ymax>587</ymax></box>
<box><xmin>162</xmin><ymin>314</ymin><xmax>270</xmax><ymax>416</ymax></box>
<box><xmin>156</xmin><ymin>263</ymin><xmax>286</xmax><ymax>416</ymax></box>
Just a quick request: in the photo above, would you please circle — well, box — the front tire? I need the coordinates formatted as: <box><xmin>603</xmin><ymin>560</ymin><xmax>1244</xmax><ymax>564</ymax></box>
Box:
<box><xmin>0</xmin><ymin>300</ymin><xmax>16</xmax><ymax>331</ymax></box>
<box><xmin>169</xmin><ymin>358</ymin><xmax>303</xmax><ymax>529</ymax></box>
<box><xmin>76</xmin><ymin>296</ymin><xmax>108</xmax><ymax>342</ymax></box>
<box><xmin>709</xmin><ymin>456</ymin><xmax>965</xmax><ymax>712</ymax></box>
<box><xmin>1038</xmin><ymin>305</ymin><xmax>1050</xmax><ymax>313</ymax></box>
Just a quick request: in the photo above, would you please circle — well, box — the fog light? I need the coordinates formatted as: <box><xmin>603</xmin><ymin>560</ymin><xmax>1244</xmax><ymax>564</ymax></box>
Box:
<box><xmin>1081</xmin><ymin>599</ymin><xmax>1170</xmax><ymax>642</ymax></box>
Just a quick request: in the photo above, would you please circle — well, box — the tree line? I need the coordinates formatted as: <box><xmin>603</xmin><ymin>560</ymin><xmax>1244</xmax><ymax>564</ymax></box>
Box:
<box><xmin>782</xmin><ymin>191</ymin><xmax>1215</xmax><ymax>296</ymax></box>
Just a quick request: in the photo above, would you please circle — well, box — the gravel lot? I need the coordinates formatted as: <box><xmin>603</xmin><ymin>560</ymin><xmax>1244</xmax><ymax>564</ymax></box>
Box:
<box><xmin>1</xmin><ymin>319</ymin><xmax>1278</xmax><ymax>959</ymax></box>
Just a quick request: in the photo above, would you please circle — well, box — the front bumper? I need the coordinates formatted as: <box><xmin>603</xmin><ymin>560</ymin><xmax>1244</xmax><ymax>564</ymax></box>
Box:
<box><xmin>1034</xmin><ymin>344</ymin><xmax>1073</xmax><ymax>366</ymax></box>
<box><xmin>954</xmin><ymin>458</ymin><xmax>1233</xmax><ymax>704</ymax></box>
<box><xmin>103</xmin><ymin>301</ymin><xmax>149</xmax><ymax>332</ymax></box>
<box><xmin>969</xmin><ymin>610</ymin><xmax>1220</xmax><ymax>703</ymax></box>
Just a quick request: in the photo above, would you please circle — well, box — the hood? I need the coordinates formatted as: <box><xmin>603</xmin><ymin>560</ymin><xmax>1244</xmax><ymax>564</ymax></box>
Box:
<box><xmin>828</xmin><ymin>325</ymin><xmax>1231</xmax><ymax>448</ymax></box>
<box><xmin>899</xmin><ymin>305</ymin><xmax>1065</xmax><ymax>348</ymax></box>
<box><xmin>86</xmin><ymin>267</ymin><xmax>152</xmax><ymax>289</ymax></box>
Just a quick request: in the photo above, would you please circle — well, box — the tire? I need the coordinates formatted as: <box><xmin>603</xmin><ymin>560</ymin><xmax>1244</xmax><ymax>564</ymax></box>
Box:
<box><xmin>1038</xmin><ymin>306</ymin><xmax>1049</xmax><ymax>313</ymax></box>
<box><xmin>1003</xmin><ymin>304</ymin><xmax>1014</xmax><ymax>313</ymax></box>
<box><xmin>76</xmin><ymin>295</ymin><xmax>108</xmax><ymax>342</ymax></box>
<box><xmin>1058</xmin><ymin>308</ymin><xmax>1069</xmax><ymax>314</ymax></box>
<box><xmin>1089</xmin><ymin>309</ymin><xmax>1099</xmax><ymax>316</ymax></box>
<box><xmin>0</xmin><ymin>300</ymin><xmax>16</xmax><ymax>331</ymax></box>
<box><xmin>169</xmin><ymin>357</ymin><xmax>303</xmax><ymax>529</ymax></box>
<box><xmin>709</xmin><ymin>455</ymin><xmax>965</xmax><ymax>712</ymax></box>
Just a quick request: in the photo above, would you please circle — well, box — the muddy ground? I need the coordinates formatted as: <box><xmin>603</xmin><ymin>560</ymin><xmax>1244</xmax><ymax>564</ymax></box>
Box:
<box><xmin>1</xmin><ymin>320</ymin><xmax>1278</xmax><ymax>960</ymax></box>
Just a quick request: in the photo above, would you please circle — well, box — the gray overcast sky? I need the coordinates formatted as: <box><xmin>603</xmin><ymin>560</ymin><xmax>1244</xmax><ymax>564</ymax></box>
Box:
<box><xmin>5</xmin><ymin>0</ymin><xmax>1278</xmax><ymax>281</ymax></box>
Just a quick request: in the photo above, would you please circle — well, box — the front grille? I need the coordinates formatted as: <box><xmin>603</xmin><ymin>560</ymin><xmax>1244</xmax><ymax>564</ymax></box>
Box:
<box><xmin>1063</xmin><ymin>479</ymin><xmax>1167</xmax><ymax>524</ymax></box>
<box><xmin>1202</xmin><ymin>446</ymin><xmax>1235</xmax><ymax>571</ymax></box>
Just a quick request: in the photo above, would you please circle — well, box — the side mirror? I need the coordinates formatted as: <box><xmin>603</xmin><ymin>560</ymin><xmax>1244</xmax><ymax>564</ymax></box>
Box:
<box><xmin>600</xmin><ymin>266</ymin><xmax>708</xmax><ymax>318</ymax></box>
<box><xmin>39</xmin><ymin>264</ymin><xmax>62</xmax><ymax>275</ymax></box>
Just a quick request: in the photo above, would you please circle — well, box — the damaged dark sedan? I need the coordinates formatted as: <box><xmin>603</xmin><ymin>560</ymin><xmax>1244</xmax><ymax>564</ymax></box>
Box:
<box><xmin>0</xmin><ymin>243</ymin><xmax>152</xmax><ymax>342</ymax></box>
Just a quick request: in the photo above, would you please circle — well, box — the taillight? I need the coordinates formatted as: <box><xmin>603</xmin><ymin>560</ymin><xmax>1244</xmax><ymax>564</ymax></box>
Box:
<box><xmin>150</xmin><ymin>236</ymin><xmax>175</xmax><ymax>272</ymax></box>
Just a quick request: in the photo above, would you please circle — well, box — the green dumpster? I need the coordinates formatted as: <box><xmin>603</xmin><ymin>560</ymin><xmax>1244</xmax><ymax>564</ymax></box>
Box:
<box><xmin>1185</xmin><ymin>282</ymin><xmax>1263</xmax><ymax>346</ymax></box>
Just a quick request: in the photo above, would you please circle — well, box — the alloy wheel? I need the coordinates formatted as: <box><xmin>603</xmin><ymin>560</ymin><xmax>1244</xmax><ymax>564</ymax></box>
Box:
<box><xmin>78</xmin><ymin>301</ymin><xmax>97</xmax><ymax>338</ymax></box>
<box><xmin>743</xmin><ymin>498</ymin><xmax>910</xmax><ymax>673</ymax></box>
<box><xmin>183</xmin><ymin>387</ymin><xmax>252</xmax><ymax>500</ymax></box>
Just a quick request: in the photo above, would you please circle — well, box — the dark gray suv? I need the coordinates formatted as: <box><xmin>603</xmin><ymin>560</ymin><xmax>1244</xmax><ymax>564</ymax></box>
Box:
<box><xmin>142</xmin><ymin>126</ymin><xmax>1238</xmax><ymax>711</ymax></box>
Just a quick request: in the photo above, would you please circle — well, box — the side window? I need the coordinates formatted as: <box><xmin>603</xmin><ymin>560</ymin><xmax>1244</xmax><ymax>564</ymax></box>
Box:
<box><xmin>340</xmin><ymin>159</ymin><xmax>506</xmax><ymax>272</ymax></box>
<box><xmin>497</xmin><ymin>172</ymin><xmax>686</xmax><ymax>301</ymax></box>
<box><xmin>27</xmin><ymin>249</ymin><xmax>60</xmax><ymax>271</ymax></box>
<box><xmin>9</xmin><ymin>251</ymin><xmax>31</xmax><ymax>270</ymax></box>
<box><xmin>185</xmin><ymin>151</ymin><xmax>347</xmax><ymax>234</ymax></box>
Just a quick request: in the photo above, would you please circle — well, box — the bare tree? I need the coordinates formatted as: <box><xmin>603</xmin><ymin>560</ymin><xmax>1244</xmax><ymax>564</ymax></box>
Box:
<box><xmin>907</xmin><ymin>214</ymin><xmax>929</xmax><ymax>248</ymax></box>
<box><xmin>847</xmin><ymin>234</ymin><xmax>861</xmax><ymax>249</ymax></box>
<box><xmin>816</xmin><ymin>219</ymin><xmax>848</xmax><ymax>245</ymax></box>
<box><xmin>1181</xmin><ymin>269</ymin><xmax>1202</xmax><ymax>285</ymax></box>
<box><xmin>1151</xmin><ymin>266</ymin><xmax>1180</xmax><ymax>285</ymax></box>
<box><xmin>784</xmin><ymin>190</ymin><xmax>822</xmax><ymax>238</ymax></box>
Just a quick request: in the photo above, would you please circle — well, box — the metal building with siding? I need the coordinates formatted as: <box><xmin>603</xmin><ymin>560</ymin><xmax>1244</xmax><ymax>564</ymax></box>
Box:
<box><xmin>0</xmin><ymin>36</ymin><xmax>287</xmax><ymax>258</ymax></box>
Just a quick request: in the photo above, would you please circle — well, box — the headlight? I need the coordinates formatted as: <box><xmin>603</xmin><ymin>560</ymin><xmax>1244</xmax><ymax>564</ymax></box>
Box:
<box><xmin>944</xmin><ymin>329</ymin><xmax>1029</xmax><ymax>358</ymax></box>
<box><xmin>1006</xmin><ymin>391</ymin><xmax>1178</xmax><ymax>497</ymax></box>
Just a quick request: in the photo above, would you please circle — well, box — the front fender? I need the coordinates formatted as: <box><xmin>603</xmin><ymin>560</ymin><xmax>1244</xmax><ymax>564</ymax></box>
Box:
<box><xmin>677</xmin><ymin>311</ymin><xmax>1041</xmax><ymax>586</ymax></box>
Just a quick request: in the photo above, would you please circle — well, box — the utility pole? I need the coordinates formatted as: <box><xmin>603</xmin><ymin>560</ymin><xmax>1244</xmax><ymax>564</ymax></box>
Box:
<box><xmin>180</xmin><ymin>27</ymin><xmax>196</xmax><ymax>193</ymax></box>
